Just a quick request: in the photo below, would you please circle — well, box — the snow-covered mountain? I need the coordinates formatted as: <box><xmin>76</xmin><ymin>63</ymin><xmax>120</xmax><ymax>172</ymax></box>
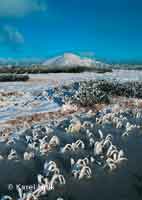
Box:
<box><xmin>42</xmin><ymin>53</ymin><xmax>95</xmax><ymax>68</ymax></box>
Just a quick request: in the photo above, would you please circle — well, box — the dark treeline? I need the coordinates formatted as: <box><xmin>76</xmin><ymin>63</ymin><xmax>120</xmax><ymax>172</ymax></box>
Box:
<box><xmin>0</xmin><ymin>65</ymin><xmax>112</xmax><ymax>74</ymax></box>
<box><xmin>0</xmin><ymin>74</ymin><xmax>29</xmax><ymax>82</ymax></box>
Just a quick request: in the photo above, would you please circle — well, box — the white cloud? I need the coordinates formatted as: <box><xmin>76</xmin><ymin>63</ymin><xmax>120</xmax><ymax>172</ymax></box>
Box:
<box><xmin>0</xmin><ymin>25</ymin><xmax>24</xmax><ymax>50</ymax></box>
<box><xmin>0</xmin><ymin>0</ymin><xmax>47</xmax><ymax>17</ymax></box>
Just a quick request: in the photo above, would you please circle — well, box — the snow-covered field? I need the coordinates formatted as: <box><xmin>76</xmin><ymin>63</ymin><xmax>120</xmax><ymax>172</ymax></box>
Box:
<box><xmin>0</xmin><ymin>70</ymin><xmax>141</xmax><ymax>123</ymax></box>
<box><xmin>0</xmin><ymin>70</ymin><xmax>142</xmax><ymax>200</ymax></box>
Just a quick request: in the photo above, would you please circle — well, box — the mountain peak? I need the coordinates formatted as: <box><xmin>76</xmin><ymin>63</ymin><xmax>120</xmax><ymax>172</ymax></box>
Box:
<box><xmin>43</xmin><ymin>53</ymin><xmax>95</xmax><ymax>67</ymax></box>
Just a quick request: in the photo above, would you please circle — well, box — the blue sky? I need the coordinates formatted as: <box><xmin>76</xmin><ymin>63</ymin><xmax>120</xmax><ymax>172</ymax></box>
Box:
<box><xmin>0</xmin><ymin>0</ymin><xmax>141</xmax><ymax>63</ymax></box>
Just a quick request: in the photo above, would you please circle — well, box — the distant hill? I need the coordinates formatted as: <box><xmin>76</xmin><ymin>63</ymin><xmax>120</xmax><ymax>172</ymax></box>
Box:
<box><xmin>0</xmin><ymin>53</ymin><xmax>112</xmax><ymax>73</ymax></box>
<box><xmin>42</xmin><ymin>53</ymin><xmax>96</xmax><ymax>68</ymax></box>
